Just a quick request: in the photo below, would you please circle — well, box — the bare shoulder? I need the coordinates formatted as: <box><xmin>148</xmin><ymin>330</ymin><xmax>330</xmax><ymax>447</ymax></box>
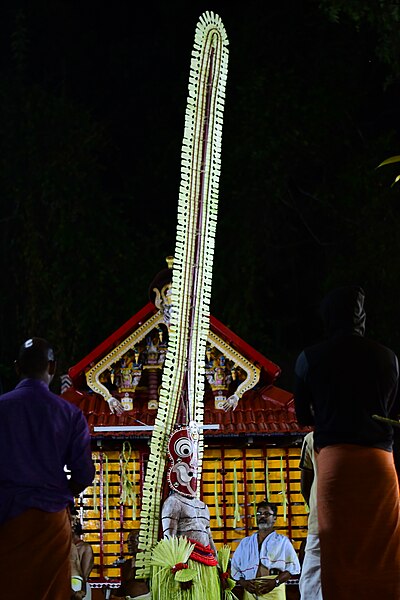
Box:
<box><xmin>75</xmin><ymin>541</ymin><xmax>94</xmax><ymax>572</ymax></box>
<box><xmin>80</xmin><ymin>542</ymin><xmax>94</xmax><ymax>557</ymax></box>
<box><xmin>162</xmin><ymin>494</ymin><xmax>183</xmax><ymax>510</ymax></box>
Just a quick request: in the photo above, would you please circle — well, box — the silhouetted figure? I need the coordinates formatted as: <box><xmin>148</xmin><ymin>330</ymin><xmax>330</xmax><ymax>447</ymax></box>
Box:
<box><xmin>0</xmin><ymin>338</ymin><xmax>95</xmax><ymax>600</ymax></box>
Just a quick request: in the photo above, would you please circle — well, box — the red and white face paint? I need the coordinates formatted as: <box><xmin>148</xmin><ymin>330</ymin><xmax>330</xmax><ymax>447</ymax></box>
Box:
<box><xmin>167</xmin><ymin>427</ymin><xmax>198</xmax><ymax>497</ymax></box>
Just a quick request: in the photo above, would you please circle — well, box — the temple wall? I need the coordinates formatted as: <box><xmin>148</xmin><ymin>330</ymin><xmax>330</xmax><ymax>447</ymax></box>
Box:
<box><xmin>79</xmin><ymin>444</ymin><xmax>308</xmax><ymax>583</ymax></box>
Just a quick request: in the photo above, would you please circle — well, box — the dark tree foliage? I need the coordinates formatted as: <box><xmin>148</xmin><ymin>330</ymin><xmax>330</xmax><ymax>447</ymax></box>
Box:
<box><xmin>212</xmin><ymin>1</ymin><xmax>400</xmax><ymax>384</ymax></box>
<box><xmin>0</xmin><ymin>7</ymin><xmax>172</xmax><ymax>386</ymax></box>
<box><xmin>319</xmin><ymin>0</ymin><xmax>400</xmax><ymax>81</ymax></box>
<box><xmin>0</xmin><ymin>1</ymin><xmax>399</xmax><ymax>391</ymax></box>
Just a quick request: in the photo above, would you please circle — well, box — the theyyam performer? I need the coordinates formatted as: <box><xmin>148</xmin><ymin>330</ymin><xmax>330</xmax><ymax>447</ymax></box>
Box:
<box><xmin>135</xmin><ymin>11</ymin><xmax>230</xmax><ymax>599</ymax></box>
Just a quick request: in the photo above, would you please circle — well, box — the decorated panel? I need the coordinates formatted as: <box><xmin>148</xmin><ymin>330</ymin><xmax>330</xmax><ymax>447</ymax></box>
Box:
<box><xmin>78</xmin><ymin>444</ymin><xmax>307</xmax><ymax>583</ymax></box>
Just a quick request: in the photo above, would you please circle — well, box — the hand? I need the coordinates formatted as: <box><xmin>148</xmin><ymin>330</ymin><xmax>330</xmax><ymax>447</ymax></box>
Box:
<box><xmin>107</xmin><ymin>397</ymin><xmax>125</xmax><ymax>415</ymax></box>
<box><xmin>222</xmin><ymin>393</ymin><xmax>239</xmax><ymax>412</ymax></box>
<box><xmin>256</xmin><ymin>578</ymin><xmax>277</xmax><ymax>595</ymax></box>
<box><xmin>71</xmin><ymin>591</ymin><xmax>86</xmax><ymax>600</ymax></box>
<box><xmin>239</xmin><ymin>578</ymin><xmax>258</xmax><ymax>594</ymax></box>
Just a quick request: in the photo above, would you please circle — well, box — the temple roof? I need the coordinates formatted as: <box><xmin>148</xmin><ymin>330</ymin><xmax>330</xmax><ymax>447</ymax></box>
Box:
<box><xmin>68</xmin><ymin>302</ymin><xmax>281</xmax><ymax>387</ymax></box>
<box><xmin>63</xmin><ymin>383</ymin><xmax>305</xmax><ymax>439</ymax></box>
<box><xmin>65</xmin><ymin>301</ymin><xmax>308</xmax><ymax>439</ymax></box>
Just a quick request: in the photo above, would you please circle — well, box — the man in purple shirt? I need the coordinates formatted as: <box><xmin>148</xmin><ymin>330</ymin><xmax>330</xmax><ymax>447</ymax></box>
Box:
<box><xmin>0</xmin><ymin>337</ymin><xmax>95</xmax><ymax>599</ymax></box>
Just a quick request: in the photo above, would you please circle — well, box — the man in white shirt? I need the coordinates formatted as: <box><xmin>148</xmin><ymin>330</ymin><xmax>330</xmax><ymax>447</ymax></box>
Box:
<box><xmin>231</xmin><ymin>501</ymin><xmax>300</xmax><ymax>599</ymax></box>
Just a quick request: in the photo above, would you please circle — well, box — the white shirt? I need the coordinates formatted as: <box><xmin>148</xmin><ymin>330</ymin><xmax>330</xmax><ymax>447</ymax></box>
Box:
<box><xmin>231</xmin><ymin>531</ymin><xmax>301</xmax><ymax>581</ymax></box>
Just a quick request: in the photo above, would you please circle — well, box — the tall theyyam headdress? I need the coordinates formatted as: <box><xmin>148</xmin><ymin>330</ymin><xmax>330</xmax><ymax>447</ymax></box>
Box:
<box><xmin>136</xmin><ymin>11</ymin><xmax>229</xmax><ymax>577</ymax></box>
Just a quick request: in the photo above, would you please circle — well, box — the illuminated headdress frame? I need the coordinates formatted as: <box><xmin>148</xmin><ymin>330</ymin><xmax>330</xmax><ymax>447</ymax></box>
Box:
<box><xmin>137</xmin><ymin>12</ymin><xmax>229</xmax><ymax>576</ymax></box>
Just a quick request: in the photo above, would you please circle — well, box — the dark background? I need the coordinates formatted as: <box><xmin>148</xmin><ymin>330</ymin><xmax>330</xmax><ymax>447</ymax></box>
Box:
<box><xmin>1</xmin><ymin>0</ymin><xmax>400</xmax><ymax>391</ymax></box>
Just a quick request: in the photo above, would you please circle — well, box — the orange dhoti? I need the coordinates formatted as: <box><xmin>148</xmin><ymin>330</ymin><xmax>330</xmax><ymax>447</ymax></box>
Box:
<box><xmin>0</xmin><ymin>507</ymin><xmax>71</xmax><ymax>600</ymax></box>
<box><xmin>317</xmin><ymin>445</ymin><xmax>400</xmax><ymax>600</ymax></box>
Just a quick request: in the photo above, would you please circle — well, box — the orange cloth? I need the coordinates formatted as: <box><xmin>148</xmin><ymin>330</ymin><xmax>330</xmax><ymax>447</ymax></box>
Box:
<box><xmin>0</xmin><ymin>507</ymin><xmax>71</xmax><ymax>599</ymax></box>
<box><xmin>317</xmin><ymin>445</ymin><xmax>400</xmax><ymax>600</ymax></box>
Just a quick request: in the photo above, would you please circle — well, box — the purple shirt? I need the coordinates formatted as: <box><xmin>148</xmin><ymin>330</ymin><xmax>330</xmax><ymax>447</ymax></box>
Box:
<box><xmin>0</xmin><ymin>378</ymin><xmax>95</xmax><ymax>524</ymax></box>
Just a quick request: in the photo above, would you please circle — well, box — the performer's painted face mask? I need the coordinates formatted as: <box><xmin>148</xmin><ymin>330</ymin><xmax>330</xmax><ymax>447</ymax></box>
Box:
<box><xmin>167</xmin><ymin>427</ymin><xmax>198</xmax><ymax>497</ymax></box>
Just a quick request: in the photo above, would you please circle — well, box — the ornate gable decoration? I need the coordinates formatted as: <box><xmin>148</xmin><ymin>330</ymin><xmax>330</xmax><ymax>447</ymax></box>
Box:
<box><xmin>85</xmin><ymin>310</ymin><xmax>260</xmax><ymax>412</ymax></box>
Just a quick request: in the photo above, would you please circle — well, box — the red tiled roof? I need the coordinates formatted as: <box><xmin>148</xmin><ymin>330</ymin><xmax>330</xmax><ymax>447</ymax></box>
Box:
<box><xmin>63</xmin><ymin>384</ymin><xmax>308</xmax><ymax>438</ymax></box>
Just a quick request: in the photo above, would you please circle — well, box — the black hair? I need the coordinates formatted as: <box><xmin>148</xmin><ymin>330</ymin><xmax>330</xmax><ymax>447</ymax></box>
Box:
<box><xmin>17</xmin><ymin>337</ymin><xmax>55</xmax><ymax>377</ymax></box>
<box><xmin>257</xmin><ymin>500</ymin><xmax>278</xmax><ymax>517</ymax></box>
<box><xmin>73</xmin><ymin>521</ymin><xmax>84</xmax><ymax>536</ymax></box>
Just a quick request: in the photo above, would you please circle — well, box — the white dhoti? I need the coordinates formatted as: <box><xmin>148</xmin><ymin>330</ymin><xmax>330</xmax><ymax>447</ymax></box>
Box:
<box><xmin>298</xmin><ymin>534</ymin><xmax>322</xmax><ymax>600</ymax></box>
<box><xmin>126</xmin><ymin>593</ymin><xmax>152</xmax><ymax>600</ymax></box>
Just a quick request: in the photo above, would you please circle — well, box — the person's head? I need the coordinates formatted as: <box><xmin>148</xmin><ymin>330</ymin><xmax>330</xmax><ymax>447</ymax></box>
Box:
<box><xmin>72</xmin><ymin>520</ymin><xmax>84</xmax><ymax>538</ymax></box>
<box><xmin>320</xmin><ymin>285</ymin><xmax>366</xmax><ymax>338</ymax></box>
<box><xmin>256</xmin><ymin>501</ymin><xmax>277</xmax><ymax>530</ymax></box>
<box><xmin>15</xmin><ymin>337</ymin><xmax>56</xmax><ymax>384</ymax></box>
<box><xmin>69</xmin><ymin>511</ymin><xmax>82</xmax><ymax>537</ymax></box>
<box><xmin>127</xmin><ymin>529</ymin><xmax>140</xmax><ymax>555</ymax></box>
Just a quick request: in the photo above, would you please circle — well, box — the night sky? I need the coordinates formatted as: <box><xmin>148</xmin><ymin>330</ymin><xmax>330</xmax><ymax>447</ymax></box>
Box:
<box><xmin>1</xmin><ymin>1</ymin><xmax>399</xmax><ymax>390</ymax></box>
